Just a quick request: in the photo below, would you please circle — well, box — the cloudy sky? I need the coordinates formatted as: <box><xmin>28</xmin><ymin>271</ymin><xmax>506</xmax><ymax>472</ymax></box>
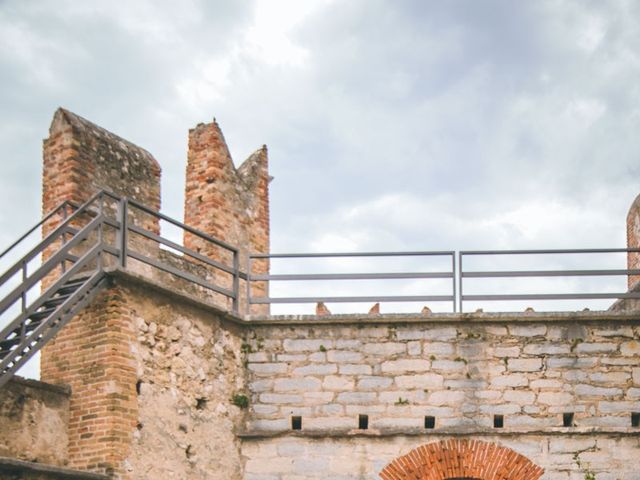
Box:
<box><xmin>1</xmin><ymin>0</ymin><xmax>640</xmax><ymax>326</ymax></box>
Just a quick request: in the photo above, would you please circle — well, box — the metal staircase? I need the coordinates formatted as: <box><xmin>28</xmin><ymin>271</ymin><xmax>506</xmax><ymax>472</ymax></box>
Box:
<box><xmin>0</xmin><ymin>193</ymin><xmax>115</xmax><ymax>388</ymax></box>
<box><xmin>0</xmin><ymin>190</ymin><xmax>244</xmax><ymax>389</ymax></box>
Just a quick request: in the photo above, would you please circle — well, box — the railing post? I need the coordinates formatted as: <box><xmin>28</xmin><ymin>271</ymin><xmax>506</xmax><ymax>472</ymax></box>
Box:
<box><xmin>232</xmin><ymin>249</ymin><xmax>240</xmax><ymax>315</ymax></box>
<box><xmin>61</xmin><ymin>202</ymin><xmax>69</xmax><ymax>274</ymax></box>
<box><xmin>458</xmin><ymin>251</ymin><xmax>463</xmax><ymax>313</ymax></box>
<box><xmin>245</xmin><ymin>255</ymin><xmax>252</xmax><ymax>316</ymax></box>
<box><xmin>451</xmin><ymin>252</ymin><xmax>457</xmax><ymax>313</ymax></box>
<box><xmin>117</xmin><ymin>197</ymin><xmax>128</xmax><ymax>268</ymax></box>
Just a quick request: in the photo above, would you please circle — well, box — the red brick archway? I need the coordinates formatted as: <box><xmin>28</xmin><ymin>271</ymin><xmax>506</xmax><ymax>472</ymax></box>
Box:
<box><xmin>379</xmin><ymin>439</ymin><xmax>544</xmax><ymax>480</ymax></box>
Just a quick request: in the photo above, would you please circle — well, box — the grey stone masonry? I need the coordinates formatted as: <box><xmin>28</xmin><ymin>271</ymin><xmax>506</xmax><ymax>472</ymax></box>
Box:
<box><xmin>243</xmin><ymin>315</ymin><xmax>640</xmax><ymax>433</ymax></box>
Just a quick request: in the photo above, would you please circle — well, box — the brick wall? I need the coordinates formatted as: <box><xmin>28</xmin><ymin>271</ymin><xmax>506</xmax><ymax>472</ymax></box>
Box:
<box><xmin>628</xmin><ymin>193</ymin><xmax>640</xmax><ymax>290</ymax></box>
<box><xmin>40</xmin><ymin>109</ymin><xmax>162</xmax><ymax>478</ymax></box>
<box><xmin>184</xmin><ymin>120</ymin><xmax>270</xmax><ymax>313</ymax></box>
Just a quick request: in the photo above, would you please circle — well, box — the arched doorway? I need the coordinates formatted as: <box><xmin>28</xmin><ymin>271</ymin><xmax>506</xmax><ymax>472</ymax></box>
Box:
<box><xmin>379</xmin><ymin>439</ymin><xmax>544</xmax><ymax>480</ymax></box>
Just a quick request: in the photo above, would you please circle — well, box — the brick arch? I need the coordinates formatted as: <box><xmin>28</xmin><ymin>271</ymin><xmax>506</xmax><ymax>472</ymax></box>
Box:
<box><xmin>379</xmin><ymin>439</ymin><xmax>544</xmax><ymax>480</ymax></box>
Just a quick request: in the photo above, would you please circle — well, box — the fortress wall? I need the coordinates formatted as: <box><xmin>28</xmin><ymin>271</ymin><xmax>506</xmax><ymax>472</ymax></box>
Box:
<box><xmin>241</xmin><ymin>434</ymin><xmax>640</xmax><ymax>480</ymax></box>
<box><xmin>0</xmin><ymin>377</ymin><xmax>70</xmax><ymax>466</ymax></box>
<box><xmin>241</xmin><ymin>315</ymin><xmax>640</xmax><ymax>479</ymax></box>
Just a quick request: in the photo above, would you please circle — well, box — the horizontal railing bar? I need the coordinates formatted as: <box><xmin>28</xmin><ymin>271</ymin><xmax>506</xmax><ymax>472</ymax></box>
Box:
<box><xmin>0</xmin><ymin>242</ymin><xmax>102</xmax><ymax>342</ymax></box>
<box><xmin>251</xmin><ymin>272</ymin><xmax>454</xmax><ymax>281</ymax></box>
<box><xmin>0</xmin><ymin>200</ymin><xmax>77</xmax><ymax>259</ymax></box>
<box><xmin>461</xmin><ymin>248</ymin><xmax>640</xmax><ymax>255</ymax></box>
<box><xmin>462</xmin><ymin>292</ymin><xmax>640</xmax><ymax>301</ymax></box>
<box><xmin>127</xmin><ymin>199</ymin><xmax>238</xmax><ymax>254</ymax></box>
<box><xmin>127</xmin><ymin>251</ymin><xmax>235</xmax><ymax>299</ymax></box>
<box><xmin>250</xmin><ymin>295</ymin><xmax>454</xmax><ymax>304</ymax></box>
<box><xmin>462</xmin><ymin>269</ymin><xmax>640</xmax><ymax>278</ymax></box>
<box><xmin>250</xmin><ymin>251</ymin><xmax>455</xmax><ymax>259</ymax></box>
<box><xmin>128</xmin><ymin>225</ymin><xmax>236</xmax><ymax>276</ymax></box>
<box><xmin>0</xmin><ymin>215</ymin><xmax>103</xmax><ymax>316</ymax></box>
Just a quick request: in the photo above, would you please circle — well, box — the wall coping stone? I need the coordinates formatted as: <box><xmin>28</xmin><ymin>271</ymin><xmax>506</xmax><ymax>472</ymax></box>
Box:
<box><xmin>238</xmin><ymin>426</ymin><xmax>640</xmax><ymax>439</ymax></box>
<box><xmin>0</xmin><ymin>457</ymin><xmax>109</xmax><ymax>479</ymax></box>
<box><xmin>106</xmin><ymin>267</ymin><xmax>640</xmax><ymax>326</ymax></box>
<box><xmin>8</xmin><ymin>376</ymin><xmax>70</xmax><ymax>396</ymax></box>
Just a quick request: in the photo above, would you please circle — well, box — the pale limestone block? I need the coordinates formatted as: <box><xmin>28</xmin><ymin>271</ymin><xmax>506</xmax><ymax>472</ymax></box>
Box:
<box><xmin>575</xmin><ymin>342</ymin><xmax>617</xmax><ymax>353</ymax></box>
<box><xmin>303</xmin><ymin>392</ymin><xmax>335</xmax><ymax>404</ymax></box>
<box><xmin>339</xmin><ymin>364</ymin><xmax>372</xmax><ymax>375</ymax></box>
<box><xmin>490</xmin><ymin>374</ymin><xmax>529</xmax><ymax>388</ymax></box>
<box><xmin>508</xmin><ymin>358</ymin><xmax>542</xmax><ymax>372</ymax></box>
<box><xmin>247</xmin><ymin>352</ymin><xmax>271</xmax><ymax>362</ymax></box>
<box><xmin>479</xmin><ymin>403</ymin><xmax>521</xmax><ymax>414</ymax></box>
<box><xmin>274</xmin><ymin>377</ymin><xmax>322</xmax><ymax>392</ymax></box>
<box><xmin>523</xmin><ymin>344</ymin><xmax>571</xmax><ymax>355</ymax></box>
<box><xmin>494</xmin><ymin>346</ymin><xmax>521</xmax><ymax>357</ymax></box>
<box><xmin>327</xmin><ymin>350</ymin><xmax>363</xmax><ymax>363</ymax></box>
<box><xmin>509</xmin><ymin>325</ymin><xmax>547</xmax><ymax>337</ymax></box>
<box><xmin>277</xmin><ymin>354</ymin><xmax>307</xmax><ymax>362</ymax></box>
<box><xmin>283</xmin><ymin>339</ymin><xmax>333</xmax><ymax>352</ymax></box>
<box><xmin>380</xmin><ymin>359</ymin><xmax>430</xmax><ymax>374</ymax></box>
<box><xmin>249</xmin><ymin>379</ymin><xmax>274</xmax><ymax>392</ymax></box>
<box><xmin>574</xmin><ymin>384</ymin><xmax>622</xmax><ymax>397</ymax></box>
<box><xmin>423</xmin><ymin>342</ymin><xmax>455</xmax><ymax>356</ymax></box>
<box><xmin>621</xmin><ymin>340</ymin><xmax>640</xmax><ymax>356</ymax></box>
<box><xmin>249</xmin><ymin>363</ymin><xmax>288</xmax><ymax>375</ymax></box>
<box><xmin>247</xmin><ymin>419</ymin><xmax>290</xmax><ymax>432</ymax></box>
<box><xmin>363</xmin><ymin>342</ymin><xmax>405</xmax><ymax>355</ymax></box>
<box><xmin>335</xmin><ymin>339</ymin><xmax>361</xmax><ymax>349</ymax></box>
<box><xmin>444</xmin><ymin>379</ymin><xmax>487</xmax><ymax>389</ymax></box>
<box><xmin>431</xmin><ymin>359</ymin><xmax>466</xmax><ymax>371</ymax></box>
<box><xmin>336</xmin><ymin>391</ymin><xmax>377</xmax><ymax>404</ymax></box>
<box><xmin>357</xmin><ymin>376</ymin><xmax>394</xmax><ymax>390</ymax></box>
<box><xmin>395</xmin><ymin>373</ymin><xmax>444</xmax><ymax>389</ymax></box>
<box><xmin>589</xmin><ymin>371</ymin><xmax>631</xmax><ymax>384</ymax></box>
<box><xmin>293</xmin><ymin>364</ymin><xmax>337</xmax><ymax>376</ymax></box>
<box><xmin>504</xmin><ymin>390</ymin><xmax>536</xmax><ymax>404</ymax></box>
<box><xmin>530</xmin><ymin>379</ymin><xmax>563</xmax><ymax>389</ymax></box>
<box><xmin>537</xmin><ymin>391</ymin><xmax>573</xmax><ymax>406</ymax></box>
<box><xmin>428</xmin><ymin>390</ymin><xmax>465</xmax><ymax>405</ymax></box>
<box><xmin>308</xmin><ymin>352</ymin><xmax>327</xmax><ymax>362</ymax></box>
<box><xmin>323</xmin><ymin>375</ymin><xmax>355</xmax><ymax>391</ymax></box>
<box><xmin>259</xmin><ymin>393</ymin><xmax>303</xmax><ymax>404</ymax></box>
<box><xmin>598</xmin><ymin>400</ymin><xmax>640</xmax><ymax>413</ymax></box>
<box><xmin>407</xmin><ymin>341</ymin><xmax>421</xmax><ymax>356</ymax></box>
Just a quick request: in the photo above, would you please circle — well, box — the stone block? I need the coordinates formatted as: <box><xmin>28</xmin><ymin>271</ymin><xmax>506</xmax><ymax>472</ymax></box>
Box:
<box><xmin>508</xmin><ymin>358</ymin><xmax>542</xmax><ymax>372</ymax></box>
<box><xmin>380</xmin><ymin>359</ymin><xmax>430</xmax><ymax>374</ymax></box>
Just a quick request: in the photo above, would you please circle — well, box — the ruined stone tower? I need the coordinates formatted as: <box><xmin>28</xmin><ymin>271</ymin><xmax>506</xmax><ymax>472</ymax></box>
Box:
<box><xmin>0</xmin><ymin>108</ymin><xmax>638</xmax><ymax>480</ymax></box>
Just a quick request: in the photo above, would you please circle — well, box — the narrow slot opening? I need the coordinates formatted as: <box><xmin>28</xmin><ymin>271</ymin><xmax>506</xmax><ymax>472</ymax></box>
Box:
<box><xmin>135</xmin><ymin>380</ymin><xmax>142</xmax><ymax>396</ymax></box>
<box><xmin>563</xmin><ymin>412</ymin><xmax>574</xmax><ymax>427</ymax></box>
<box><xmin>493</xmin><ymin>415</ymin><xmax>504</xmax><ymax>428</ymax></box>
<box><xmin>291</xmin><ymin>416</ymin><xmax>302</xmax><ymax>430</ymax></box>
<box><xmin>632</xmin><ymin>412</ymin><xmax>640</xmax><ymax>427</ymax></box>
<box><xmin>424</xmin><ymin>416</ymin><xmax>435</xmax><ymax>429</ymax></box>
<box><xmin>358</xmin><ymin>414</ymin><xmax>369</xmax><ymax>430</ymax></box>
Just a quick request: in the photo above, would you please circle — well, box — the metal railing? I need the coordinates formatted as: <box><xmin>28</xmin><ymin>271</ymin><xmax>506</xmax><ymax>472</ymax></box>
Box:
<box><xmin>458</xmin><ymin>248</ymin><xmax>640</xmax><ymax>312</ymax></box>
<box><xmin>247</xmin><ymin>251</ymin><xmax>457</xmax><ymax>313</ymax></box>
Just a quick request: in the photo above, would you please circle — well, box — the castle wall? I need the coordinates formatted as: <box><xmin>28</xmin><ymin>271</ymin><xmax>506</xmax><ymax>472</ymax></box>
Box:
<box><xmin>0</xmin><ymin>377</ymin><xmax>70</xmax><ymax>466</ymax></box>
<box><xmin>242</xmin><ymin>314</ymin><xmax>640</xmax><ymax>479</ymax></box>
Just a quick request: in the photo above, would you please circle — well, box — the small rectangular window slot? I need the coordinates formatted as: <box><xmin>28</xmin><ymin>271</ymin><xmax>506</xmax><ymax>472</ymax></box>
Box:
<box><xmin>493</xmin><ymin>415</ymin><xmax>504</xmax><ymax>428</ymax></box>
<box><xmin>563</xmin><ymin>412</ymin><xmax>574</xmax><ymax>427</ymax></box>
<box><xmin>358</xmin><ymin>414</ymin><xmax>369</xmax><ymax>430</ymax></box>
<box><xmin>424</xmin><ymin>416</ymin><xmax>435</xmax><ymax>429</ymax></box>
<box><xmin>291</xmin><ymin>416</ymin><xmax>302</xmax><ymax>430</ymax></box>
<box><xmin>632</xmin><ymin>412</ymin><xmax>640</xmax><ymax>427</ymax></box>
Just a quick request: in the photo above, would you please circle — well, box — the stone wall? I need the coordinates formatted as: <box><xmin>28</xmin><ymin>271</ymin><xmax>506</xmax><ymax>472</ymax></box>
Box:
<box><xmin>0</xmin><ymin>377</ymin><xmax>70</xmax><ymax>466</ymax></box>
<box><xmin>241</xmin><ymin>313</ymin><xmax>640</xmax><ymax>479</ymax></box>
<box><xmin>241</xmin><ymin>434</ymin><xmax>640</xmax><ymax>480</ymax></box>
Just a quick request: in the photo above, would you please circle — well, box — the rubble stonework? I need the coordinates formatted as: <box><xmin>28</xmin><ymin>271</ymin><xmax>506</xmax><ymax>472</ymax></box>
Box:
<box><xmin>2</xmin><ymin>108</ymin><xmax>634</xmax><ymax>479</ymax></box>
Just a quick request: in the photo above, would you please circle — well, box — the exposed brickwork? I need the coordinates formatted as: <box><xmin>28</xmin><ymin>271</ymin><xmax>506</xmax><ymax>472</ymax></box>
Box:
<box><xmin>379</xmin><ymin>439</ymin><xmax>543</xmax><ymax>480</ymax></box>
<box><xmin>40</xmin><ymin>286</ymin><xmax>138</xmax><ymax>478</ymax></box>
<box><xmin>40</xmin><ymin>109</ymin><xmax>162</xmax><ymax>478</ymax></box>
<box><xmin>184</xmin><ymin>120</ymin><xmax>270</xmax><ymax>313</ymax></box>
<box><xmin>627</xmin><ymin>193</ymin><xmax>640</xmax><ymax>289</ymax></box>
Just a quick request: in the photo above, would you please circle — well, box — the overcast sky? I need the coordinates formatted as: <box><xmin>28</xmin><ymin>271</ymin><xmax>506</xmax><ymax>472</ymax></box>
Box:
<box><xmin>1</xmin><ymin>0</ymin><xmax>640</xmax><ymax>325</ymax></box>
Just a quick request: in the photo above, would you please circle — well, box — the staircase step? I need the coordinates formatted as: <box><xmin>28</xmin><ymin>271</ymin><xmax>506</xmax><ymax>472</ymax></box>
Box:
<box><xmin>42</xmin><ymin>294</ymin><xmax>71</xmax><ymax>308</ymax></box>
<box><xmin>28</xmin><ymin>307</ymin><xmax>56</xmax><ymax>322</ymax></box>
<box><xmin>55</xmin><ymin>277</ymin><xmax>89</xmax><ymax>295</ymax></box>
